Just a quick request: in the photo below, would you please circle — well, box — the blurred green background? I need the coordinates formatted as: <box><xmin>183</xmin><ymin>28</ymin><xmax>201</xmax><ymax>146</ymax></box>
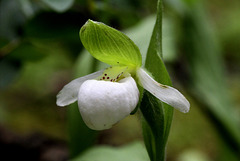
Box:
<box><xmin>0</xmin><ymin>0</ymin><xmax>239</xmax><ymax>161</ymax></box>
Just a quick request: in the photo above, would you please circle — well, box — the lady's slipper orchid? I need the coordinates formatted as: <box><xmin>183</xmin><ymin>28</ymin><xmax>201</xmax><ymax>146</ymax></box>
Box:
<box><xmin>56</xmin><ymin>20</ymin><xmax>190</xmax><ymax>130</ymax></box>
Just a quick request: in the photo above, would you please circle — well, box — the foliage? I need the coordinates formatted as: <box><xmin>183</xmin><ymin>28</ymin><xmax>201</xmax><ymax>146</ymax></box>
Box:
<box><xmin>140</xmin><ymin>0</ymin><xmax>174</xmax><ymax>160</ymax></box>
<box><xmin>72</xmin><ymin>142</ymin><xmax>149</xmax><ymax>161</ymax></box>
<box><xmin>0</xmin><ymin>0</ymin><xmax>240</xmax><ymax>161</ymax></box>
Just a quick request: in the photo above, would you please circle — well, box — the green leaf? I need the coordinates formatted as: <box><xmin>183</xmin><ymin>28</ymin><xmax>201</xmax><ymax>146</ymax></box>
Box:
<box><xmin>0</xmin><ymin>0</ymin><xmax>26</xmax><ymax>40</ymax></box>
<box><xmin>179</xmin><ymin>0</ymin><xmax>240</xmax><ymax>156</ymax></box>
<box><xmin>41</xmin><ymin>0</ymin><xmax>74</xmax><ymax>12</ymax></box>
<box><xmin>140</xmin><ymin>0</ymin><xmax>174</xmax><ymax>160</ymax></box>
<box><xmin>79</xmin><ymin>20</ymin><xmax>142</xmax><ymax>68</ymax></box>
<box><xmin>125</xmin><ymin>15</ymin><xmax>177</xmax><ymax>63</ymax></box>
<box><xmin>19</xmin><ymin>0</ymin><xmax>34</xmax><ymax>18</ymax></box>
<box><xmin>71</xmin><ymin>142</ymin><xmax>149</xmax><ymax>161</ymax></box>
<box><xmin>178</xmin><ymin>149</ymin><xmax>212</xmax><ymax>161</ymax></box>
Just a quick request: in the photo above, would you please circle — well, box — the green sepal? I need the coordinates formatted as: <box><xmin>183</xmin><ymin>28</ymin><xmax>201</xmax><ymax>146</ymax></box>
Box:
<box><xmin>80</xmin><ymin>20</ymin><xmax>142</xmax><ymax>68</ymax></box>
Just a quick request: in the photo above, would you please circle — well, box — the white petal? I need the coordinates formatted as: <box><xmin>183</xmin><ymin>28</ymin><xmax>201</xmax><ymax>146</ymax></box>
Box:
<box><xmin>137</xmin><ymin>68</ymin><xmax>190</xmax><ymax>113</ymax></box>
<box><xmin>78</xmin><ymin>77</ymin><xmax>139</xmax><ymax>130</ymax></box>
<box><xmin>56</xmin><ymin>70</ymin><xmax>104</xmax><ymax>107</ymax></box>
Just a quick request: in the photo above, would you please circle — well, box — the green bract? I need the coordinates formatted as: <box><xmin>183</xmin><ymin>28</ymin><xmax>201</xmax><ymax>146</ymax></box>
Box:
<box><xmin>80</xmin><ymin>20</ymin><xmax>142</xmax><ymax>68</ymax></box>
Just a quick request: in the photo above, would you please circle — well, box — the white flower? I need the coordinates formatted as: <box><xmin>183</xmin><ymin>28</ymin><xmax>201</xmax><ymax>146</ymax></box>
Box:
<box><xmin>57</xmin><ymin>19</ymin><xmax>190</xmax><ymax>130</ymax></box>
<box><xmin>56</xmin><ymin>66</ymin><xmax>190</xmax><ymax>130</ymax></box>
<box><xmin>78</xmin><ymin>77</ymin><xmax>139</xmax><ymax>130</ymax></box>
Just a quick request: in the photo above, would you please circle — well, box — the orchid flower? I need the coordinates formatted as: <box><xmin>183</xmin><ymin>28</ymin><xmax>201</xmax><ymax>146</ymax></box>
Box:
<box><xmin>56</xmin><ymin>20</ymin><xmax>190</xmax><ymax>130</ymax></box>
